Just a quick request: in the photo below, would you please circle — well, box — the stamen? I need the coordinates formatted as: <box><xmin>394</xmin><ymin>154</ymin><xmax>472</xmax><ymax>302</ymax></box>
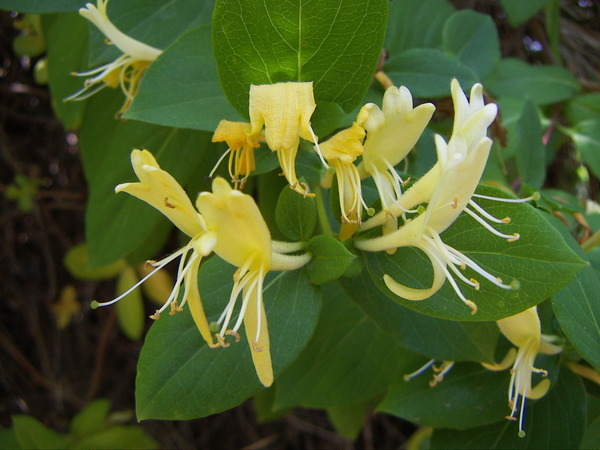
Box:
<box><xmin>225</xmin><ymin>330</ymin><xmax>241</xmax><ymax>342</ymax></box>
<box><xmin>464</xmin><ymin>208</ymin><xmax>519</xmax><ymax>242</ymax></box>
<box><xmin>468</xmin><ymin>200</ymin><xmax>511</xmax><ymax>224</ymax></box>
<box><xmin>472</xmin><ymin>192</ymin><xmax>539</xmax><ymax>203</ymax></box>
<box><xmin>169</xmin><ymin>301</ymin><xmax>181</xmax><ymax>315</ymax></box>
<box><xmin>253</xmin><ymin>341</ymin><xmax>264</xmax><ymax>352</ymax></box>
<box><xmin>403</xmin><ymin>359</ymin><xmax>435</xmax><ymax>381</ymax></box>
<box><xmin>215</xmin><ymin>334</ymin><xmax>230</xmax><ymax>348</ymax></box>
<box><xmin>208</xmin><ymin>147</ymin><xmax>232</xmax><ymax>180</ymax></box>
<box><xmin>149</xmin><ymin>311</ymin><xmax>160</xmax><ymax>320</ymax></box>
<box><xmin>308</xmin><ymin>125</ymin><xmax>329</xmax><ymax>169</ymax></box>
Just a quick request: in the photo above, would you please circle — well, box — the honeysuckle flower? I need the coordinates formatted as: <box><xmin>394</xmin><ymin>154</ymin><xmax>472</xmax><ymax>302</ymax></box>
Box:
<box><xmin>248</xmin><ymin>82</ymin><xmax>324</xmax><ymax>196</ymax></box>
<box><xmin>482</xmin><ymin>307</ymin><xmax>562</xmax><ymax>437</ymax></box>
<box><xmin>92</xmin><ymin>149</ymin><xmax>217</xmax><ymax>348</ymax></box>
<box><xmin>211</xmin><ymin>120</ymin><xmax>260</xmax><ymax>188</ymax></box>
<box><xmin>357</xmin><ymin>86</ymin><xmax>435</xmax><ymax>231</ymax></box>
<box><xmin>320</xmin><ymin>109</ymin><xmax>369</xmax><ymax>229</ymax></box>
<box><xmin>92</xmin><ymin>150</ymin><xmax>311</xmax><ymax>386</ymax></box>
<box><xmin>65</xmin><ymin>0</ymin><xmax>162</xmax><ymax>115</ymax></box>
<box><xmin>356</xmin><ymin>80</ymin><xmax>526</xmax><ymax>314</ymax></box>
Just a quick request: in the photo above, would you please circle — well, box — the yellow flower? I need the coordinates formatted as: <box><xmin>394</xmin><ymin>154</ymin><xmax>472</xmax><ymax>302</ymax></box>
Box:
<box><xmin>248</xmin><ymin>82</ymin><xmax>323</xmax><ymax>196</ymax></box>
<box><xmin>483</xmin><ymin>307</ymin><xmax>562</xmax><ymax>437</ymax></box>
<box><xmin>93</xmin><ymin>149</ymin><xmax>217</xmax><ymax>348</ymax></box>
<box><xmin>320</xmin><ymin>109</ymin><xmax>369</xmax><ymax>228</ymax></box>
<box><xmin>356</xmin><ymin>80</ymin><xmax>525</xmax><ymax>314</ymax></box>
<box><xmin>93</xmin><ymin>151</ymin><xmax>312</xmax><ymax>387</ymax></box>
<box><xmin>196</xmin><ymin>178</ymin><xmax>274</xmax><ymax>386</ymax></box>
<box><xmin>211</xmin><ymin>120</ymin><xmax>260</xmax><ymax>188</ymax></box>
<box><xmin>357</xmin><ymin>86</ymin><xmax>435</xmax><ymax>225</ymax></box>
<box><xmin>65</xmin><ymin>0</ymin><xmax>162</xmax><ymax>115</ymax></box>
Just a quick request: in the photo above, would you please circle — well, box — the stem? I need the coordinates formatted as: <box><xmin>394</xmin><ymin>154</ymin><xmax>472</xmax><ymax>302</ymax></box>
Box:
<box><xmin>314</xmin><ymin>185</ymin><xmax>333</xmax><ymax>236</ymax></box>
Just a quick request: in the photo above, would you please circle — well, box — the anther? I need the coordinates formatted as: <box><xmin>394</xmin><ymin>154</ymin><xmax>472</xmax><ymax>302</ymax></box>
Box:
<box><xmin>225</xmin><ymin>330</ymin><xmax>241</xmax><ymax>342</ymax></box>
<box><xmin>501</xmin><ymin>217</ymin><xmax>511</xmax><ymax>224</ymax></box>
<box><xmin>465</xmin><ymin>300</ymin><xmax>478</xmax><ymax>315</ymax></box>
<box><xmin>215</xmin><ymin>334</ymin><xmax>230</xmax><ymax>348</ymax></box>
<box><xmin>169</xmin><ymin>301</ymin><xmax>180</xmax><ymax>315</ymax></box>
<box><xmin>253</xmin><ymin>341</ymin><xmax>263</xmax><ymax>352</ymax></box>
<box><xmin>470</xmin><ymin>278</ymin><xmax>480</xmax><ymax>290</ymax></box>
<box><xmin>451</xmin><ymin>196</ymin><xmax>459</xmax><ymax>209</ymax></box>
<box><xmin>508</xmin><ymin>233</ymin><xmax>520</xmax><ymax>242</ymax></box>
<box><xmin>149</xmin><ymin>311</ymin><xmax>160</xmax><ymax>320</ymax></box>
<box><xmin>402</xmin><ymin>177</ymin><xmax>411</xmax><ymax>187</ymax></box>
<box><xmin>164</xmin><ymin>197</ymin><xmax>175</xmax><ymax>208</ymax></box>
<box><xmin>208</xmin><ymin>343</ymin><xmax>221</xmax><ymax>349</ymax></box>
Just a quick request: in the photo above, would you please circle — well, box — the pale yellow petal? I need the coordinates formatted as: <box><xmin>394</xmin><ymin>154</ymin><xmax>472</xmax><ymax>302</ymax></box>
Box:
<box><xmin>243</xmin><ymin>282</ymin><xmax>273</xmax><ymax>387</ymax></box>
<box><xmin>184</xmin><ymin>257</ymin><xmax>215</xmax><ymax>347</ymax></box>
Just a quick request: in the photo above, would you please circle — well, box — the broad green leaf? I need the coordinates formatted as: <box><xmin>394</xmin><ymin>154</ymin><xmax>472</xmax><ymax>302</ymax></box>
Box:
<box><xmin>0</xmin><ymin>429</ymin><xmax>20</xmax><ymax>449</ymax></box>
<box><xmin>486</xmin><ymin>59</ymin><xmax>579</xmax><ymax>105</ymax></box>
<box><xmin>378</xmin><ymin>363</ymin><xmax>510</xmax><ymax>430</ymax></box>
<box><xmin>327</xmin><ymin>399</ymin><xmax>372</xmax><ymax>440</ymax></box>
<box><xmin>11</xmin><ymin>415</ymin><xmax>70</xmax><ymax>449</ymax></box>
<box><xmin>553</xmin><ymin>266</ymin><xmax>600</xmax><ymax>368</ymax></box>
<box><xmin>306</xmin><ymin>235</ymin><xmax>356</xmax><ymax>285</ymax></box>
<box><xmin>73</xmin><ymin>426</ymin><xmax>158</xmax><ymax>449</ymax></box>
<box><xmin>499</xmin><ymin>0</ymin><xmax>548</xmax><ymax>27</ymax></box>
<box><xmin>384</xmin><ymin>49</ymin><xmax>478</xmax><ymax>98</ymax></box>
<box><xmin>136</xmin><ymin>256</ymin><xmax>321</xmax><ymax>420</ymax></box>
<box><xmin>442</xmin><ymin>10</ymin><xmax>500</xmax><ymax>79</ymax></box>
<box><xmin>42</xmin><ymin>12</ymin><xmax>89</xmax><ymax>130</ymax></box>
<box><xmin>429</xmin><ymin>366</ymin><xmax>587</xmax><ymax>449</ymax></box>
<box><xmin>385</xmin><ymin>0</ymin><xmax>455</xmax><ymax>54</ymax></box>
<box><xmin>274</xmin><ymin>282</ymin><xmax>419</xmax><ymax>409</ymax></box>
<box><xmin>340</xmin><ymin>268</ymin><xmax>499</xmax><ymax>363</ymax></box>
<box><xmin>514</xmin><ymin>99</ymin><xmax>545</xmax><ymax>188</ymax></box>
<box><xmin>582</xmin><ymin>414</ymin><xmax>600</xmax><ymax>450</ymax></box>
<box><xmin>275</xmin><ymin>185</ymin><xmax>317</xmax><ymax>241</ymax></box>
<box><xmin>63</xmin><ymin>243</ymin><xmax>125</xmax><ymax>281</ymax></box>
<box><xmin>212</xmin><ymin>0</ymin><xmax>388</xmax><ymax>116</ymax></box>
<box><xmin>88</xmin><ymin>0</ymin><xmax>214</xmax><ymax>64</ymax></box>
<box><xmin>70</xmin><ymin>400</ymin><xmax>112</xmax><ymax>438</ymax></box>
<box><xmin>0</xmin><ymin>0</ymin><xmax>83</xmax><ymax>13</ymax></box>
<box><xmin>360</xmin><ymin>185</ymin><xmax>585</xmax><ymax>321</ymax></box>
<box><xmin>568</xmin><ymin>120</ymin><xmax>600</xmax><ymax>180</ymax></box>
<box><xmin>79</xmin><ymin>90</ymin><xmax>212</xmax><ymax>267</ymax></box>
<box><xmin>115</xmin><ymin>266</ymin><xmax>145</xmax><ymax>341</ymax></box>
<box><xmin>565</xmin><ymin>93</ymin><xmax>600</xmax><ymax>124</ymax></box>
<box><xmin>126</xmin><ymin>25</ymin><xmax>241</xmax><ymax>131</ymax></box>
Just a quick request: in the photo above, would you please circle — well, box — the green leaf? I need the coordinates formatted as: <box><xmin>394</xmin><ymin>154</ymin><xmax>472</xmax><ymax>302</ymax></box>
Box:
<box><xmin>275</xmin><ymin>185</ymin><xmax>317</xmax><ymax>241</ymax></box>
<box><xmin>79</xmin><ymin>90</ymin><xmax>212</xmax><ymax>267</ymax></box>
<box><xmin>582</xmin><ymin>413</ymin><xmax>600</xmax><ymax>450</ymax></box>
<box><xmin>11</xmin><ymin>416</ymin><xmax>70</xmax><ymax>449</ymax></box>
<box><xmin>73</xmin><ymin>426</ymin><xmax>158</xmax><ymax>449</ymax></box>
<box><xmin>442</xmin><ymin>10</ymin><xmax>500</xmax><ymax>79</ymax></box>
<box><xmin>499</xmin><ymin>0</ymin><xmax>548</xmax><ymax>27</ymax></box>
<box><xmin>274</xmin><ymin>282</ymin><xmax>420</xmax><ymax>409</ymax></box>
<box><xmin>378</xmin><ymin>363</ymin><xmax>510</xmax><ymax>430</ymax></box>
<box><xmin>63</xmin><ymin>243</ymin><xmax>125</xmax><ymax>281</ymax></box>
<box><xmin>212</xmin><ymin>0</ymin><xmax>388</xmax><ymax>116</ymax></box>
<box><xmin>136</xmin><ymin>256</ymin><xmax>321</xmax><ymax>420</ymax></box>
<box><xmin>88</xmin><ymin>0</ymin><xmax>214</xmax><ymax>65</ymax></box>
<box><xmin>70</xmin><ymin>399</ymin><xmax>112</xmax><ymax>438</ymax></box>
<box><xmin>126</xmin><ymin>25</ymin><xmax>241</xmax><ymax>131</ymax></box>
<box><xmin>0</xmin><ymin>0</ymin><xmax>83</xmax><ymax>13</ymax></box>
<box><xmin>115</xmin><ymin>266</ymin><xmax>145</xmax><ymax>341</ymax></box>
<box><xmin>384</xmin><ymin>49</ymin><xmax>478</xmax><ymax>98</ymax></box>
<box><xmin>565</xmin><ymin>93</ymin><xmax>600</xmax><ymax>124</ymax></box>
<box><xmin>360</xmin><ymin>185</ymin><xmax>585</xmax><ymax>321</ymax></box>
<box><xmin>385</xmin><ymin>0</ymin><xmax>455</xmax><ymax>54</ymax></box>
<box><xmin>340</xmin><ymin>268</ymin><xmax>499</xmax><ymax>363</ymax></box>
<box><xmin>553</xmin><ymin>266</ymin><xmax>600</xmax><ymax>368</ymax></box>
<box><xmin>568</xmin><ymin>119</ymin><xmax>600</xmax><ymax>179</ymax></box>
<box><xmin>327</xmin><ymin>399</ymin><xmax>372</xmax><ymax>440</ymax></box>
<box><xmin>42</xmin><ymin>12</ymin><xmax>89</xmax><ymax>130</ymax></box>
<box><xmin>514</xmin><ymin>99</ymin><xmax>545</xmax><ymax>188</ymax></box>
<box><xmin>429</xmin><ymin>366</ymin><xmax>587</xmax><ymax>449</ymax></box>
<box><xmin>0</xmin><ymin>429</ymin><xmax>20</xmax><ymax>449</ymax></box>
<box><xmin>306</xmin><ymin>235</ymin><xmax>356</xmax><ymax>285</ymax></box>
<box><xmin>486</xmin><ymin>59</ymin><xmax>579</xmax><ymax>105</ymax></box>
